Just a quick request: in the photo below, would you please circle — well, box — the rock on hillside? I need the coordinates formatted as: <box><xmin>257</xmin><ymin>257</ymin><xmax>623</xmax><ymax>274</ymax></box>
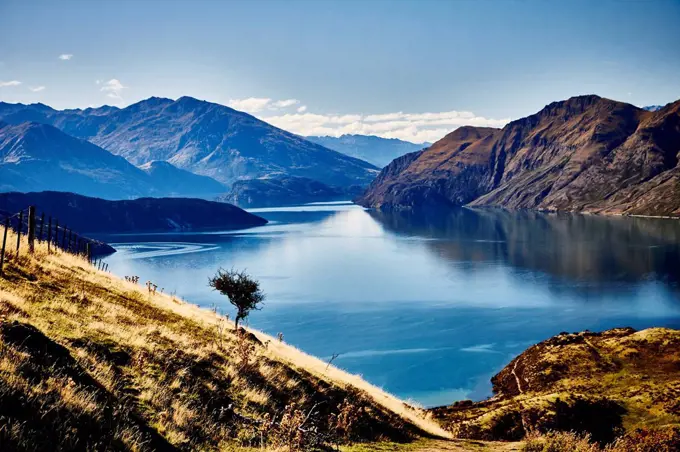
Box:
<box><xmin>0</xmin><ymin>191</ymin><xmax>267</xmax><ymax>233</ymax></box>
<box><xmin>0</xmin><ymin>98</ymin><xmax>379</xmax><ymax>188</ymax></box>
<box><xmin>430</xmin><ymin>327</ymin><xmax>680</xmax><ymax>443</ymax></box>
<box><xmin>358</xmin><ymin>96</ymin><xmax>680</xmax><ymax>217</ymax></box>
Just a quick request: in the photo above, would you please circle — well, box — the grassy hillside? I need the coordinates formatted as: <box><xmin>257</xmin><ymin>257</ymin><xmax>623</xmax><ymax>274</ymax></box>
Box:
<box><xmin>431</xmin><ymin>327</ymin><xmax>680</xmax><ymax>446</ymax></box>
<box><xmin>0</xmin><ymin>227</ymin><xmax>469</xmax><ymax>451</ymax></box>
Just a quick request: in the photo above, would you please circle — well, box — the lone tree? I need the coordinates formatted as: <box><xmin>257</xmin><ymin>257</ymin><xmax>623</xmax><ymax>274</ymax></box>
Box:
<box><xmin>209</xmin><ymin>268</ymin><xmax>264</xmax><ymax>330</ymax></box>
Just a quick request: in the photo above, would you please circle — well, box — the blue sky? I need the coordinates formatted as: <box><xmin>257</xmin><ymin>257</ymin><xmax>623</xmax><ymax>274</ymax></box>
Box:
<box><xmin>1</xmin><ymin>0</ymin><xmax>679</xmax><ymax>143</ymax></box>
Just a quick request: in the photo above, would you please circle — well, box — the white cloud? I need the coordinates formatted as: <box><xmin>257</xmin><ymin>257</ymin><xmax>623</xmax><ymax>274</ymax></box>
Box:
<box><xmin>297</xmin><ymin>105</ymin><xmax>307</xmax><ymax>113</ymax></box>
<box><xmin>59</xmin><ymin>54</ymin><xmax>73</xmax><ymax>60</ymax></box>
<box><xmin>29</xmin><ymin>86</ymin><xmax>46</xmax><ymax>92</ymax></box>
<box><xmin>0</xmin><ymin>80</ymin><xmax>22</xmax><ymax>87</ymax></box>
<box><xmin>227</xmin><ymin>97</ymin><xmax>303</xmax><ymax>113</ymax></box>
<box><xmin>261</xmin><ymin>108</ymin><xmax>509</xmax><ymax>144</ymax></box>
<box><xmin>99</xmin><ymin>78</ymin><xmax>126</xmax><ymax>101</ymax></box>
<box><xmin>228</xmin><ymin>97</ymin><xmax>272</xmax><ymax>113</ymax></box>
<box><xmin>271</xmin><ymin>99</ymin><xmax>299</xmax><ymax>108</ymax></box>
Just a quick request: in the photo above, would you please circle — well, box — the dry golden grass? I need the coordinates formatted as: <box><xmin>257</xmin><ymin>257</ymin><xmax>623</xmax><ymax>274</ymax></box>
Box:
<box><xmin>0</xmin><ymin>229</ymin><xmax>458</xmax><ymax>451</ymax></box>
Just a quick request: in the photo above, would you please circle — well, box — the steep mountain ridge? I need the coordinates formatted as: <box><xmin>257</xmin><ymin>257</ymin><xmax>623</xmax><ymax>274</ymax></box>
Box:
<box><xmin>0</xmin><ymin>121</ymin><xmax>227</xmax><ymax>199</ymax></box>
<box><xmin>0</xmin><ymin>121</ymin><xmax>157</xmax><ymax>199</ymax></box>
<box><xmin>358</xmin><ymin>95</ymin><xmax>680</xmax><ymax>216</ymax></box>
<box><xmin>0</xmin><ymin>98</ymin><xmax>379</xmax><ymax>188</ymax></box>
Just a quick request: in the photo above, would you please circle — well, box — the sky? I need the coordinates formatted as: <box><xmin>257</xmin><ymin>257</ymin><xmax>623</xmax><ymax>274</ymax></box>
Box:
<box><xmin>1</xmin><ymin>0</ymin><xmax>679</xmax><ymax>143</ymax></box>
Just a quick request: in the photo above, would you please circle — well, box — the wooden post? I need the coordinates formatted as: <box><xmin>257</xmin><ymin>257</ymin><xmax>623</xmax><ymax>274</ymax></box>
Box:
<box><xmin>27</xmin><ymin>206</ymin><xmax>36</xmax><ymax>254</ymax></box>
<box><xmin>86</xmin><ymin>243</ymin><xmax>91</xmax><ymax>263</ymax></box>
<box><xmin>39</xmin><ymin>212</ymin><xmax>45</xmax><ymax>242</ymax></box>
<box><xmin>54</xmin><ymin>220</ymin><xmax>59</xmax><ymax>249</ymax></box>
<box><xmin>61</xmin><ymin>226</ymin><xmax>68</xmax><ymax>250</ymax></box>
<box><xmin>16</xmin><ymin>210</ymin><xmax>23</xmax><ymax>254</ymax></box>
<box><xmin>47</xmin><ymin>217</ymin><xmax>52</xmax><ymax>253</ymax></box>
<box><xmin>67</xmin><ymin>229</ymin><xmax>72</xmax><ymax>253</ymax></box>
<box><xmin>0</xmin><ymin>218</ymin><xmax>8</xmax><ymax>276</ymax></box>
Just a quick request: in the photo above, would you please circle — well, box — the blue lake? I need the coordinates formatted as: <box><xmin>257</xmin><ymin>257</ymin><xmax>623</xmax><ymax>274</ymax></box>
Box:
<box><xmin>95</xmin><ymin>202</ymin><xmax>680</xmax><ymax>407</ymax></box>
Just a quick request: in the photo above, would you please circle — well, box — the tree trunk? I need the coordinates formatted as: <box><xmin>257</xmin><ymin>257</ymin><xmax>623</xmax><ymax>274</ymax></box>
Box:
<box><xmin>234</xmin><ymin>314</ymin><xmax>241</xmax><ymax>331</ymax></box>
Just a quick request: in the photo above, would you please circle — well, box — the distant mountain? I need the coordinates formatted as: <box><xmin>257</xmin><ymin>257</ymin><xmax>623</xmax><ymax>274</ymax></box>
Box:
<box><xmin>0</xmin><ymin>121</ymin><xmax>157</xmax><ymax>199</ymax></box>
<box><xmin>306</xmin><ymin>134</ymin><xmax>428</xmax><ymax>167</ymax></box>
<box><xmin>358</xmin><ymin>95</ymin><xmax>680</xmax><ymax>217</ymax></box>
<box><xmin>643</xmin><ymin>105</ymin><xmax>664</xmax><ymax>112</ymax></box>
<box><xmin>0</xmin><ymin>98</ymin><xmax>379</xmax><ymax>188</ymax></box>
<box><xmin>0</xmin><ymin>121</ymin><xmax>226</xmax><ymax>199</ymax></box>
<box><xmin>139</xmin><ymin>160</ymin><xmax>226</xmax><ymax>198</ymax></box>
<box><xmin>0</xmin><ymin>191</ymin><xmax>267</xmax><ymax>233</ymax></box>
<box><xmin>218</xmin><ymin>176</ymin><xmax>363</xmax><ymax>208</ymax></box>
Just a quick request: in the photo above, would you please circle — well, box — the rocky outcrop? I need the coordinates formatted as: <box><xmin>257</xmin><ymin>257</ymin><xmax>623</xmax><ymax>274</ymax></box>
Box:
<box><xmin>430</xmin><ymin>327</ymin><xmax>680</xmax><ymax>443</ymax></box>
<box><xmin>357</xmin><ymin>96</ymin><xmax>680</xmax><ymax>217</ymax></box>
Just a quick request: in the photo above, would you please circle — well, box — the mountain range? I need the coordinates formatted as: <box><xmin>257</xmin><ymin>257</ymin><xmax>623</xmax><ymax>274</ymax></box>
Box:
<box><xmin>0</xmin><ymin>121</ymin><xmax>226</xmax><ymax>199</ymax></box>
<box><xmin>0</xmin><ymin>97</ymin><xmax>378</xmax><ymax>190</ymax></box>
<box><xmin>306</xmin><ymin>134</ymin><xmax>428</xmax><ymax>167</ymax></box>
<box><xmin>358</xmin><ymin>95</ymin><xmax>680</xmax><ymax>217</ymax></box>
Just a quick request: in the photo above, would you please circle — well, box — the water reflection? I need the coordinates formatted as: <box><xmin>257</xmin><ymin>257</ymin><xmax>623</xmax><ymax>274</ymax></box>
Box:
<box><xmin>99</xmin><ymin>203</ymin><xmax>680</xmax><ymax>406</ymax></box>
<box><xmin>370</xmin><ymin>208</ymin><xmax>680</xmax><ymax>289</ymax></box>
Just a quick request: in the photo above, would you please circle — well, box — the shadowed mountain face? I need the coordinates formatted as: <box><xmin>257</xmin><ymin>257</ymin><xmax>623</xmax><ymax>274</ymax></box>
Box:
<box><xmin>358</xmin><ymin>96</ymin><xmax>680</xmax><ymax>217</ymax></box>
<box><xmin>0</xmin><ymin>191</ymin><xmax>267</xmax><ymax>233</ymax></box>
<box><xmin>0</xmin><ymin>121</ymin><xmax>157</xmax><ymax>199</ymax></box>
<box><xmin>218</xmin><ymin>175</ymin><xmax>363</xmax><ymax>208</ymax></box>
<box><xmin>138</xmin><ymin>160</ymin><xmax>226</xmax><ymax>198</ymax></box>
<box><xmin>0</xmin><ymin>98</ymin><xmax>379</xmax><ymax>188</ymax></box>
<box><xmin>306</xmin><ymin>134</ymin><xmax>428</xmax><ymax>168</ymax></box>
<box><xmin>0</xmin><ymin>122</ymin><xmax>227</xmax><ymax>199</ymax></box>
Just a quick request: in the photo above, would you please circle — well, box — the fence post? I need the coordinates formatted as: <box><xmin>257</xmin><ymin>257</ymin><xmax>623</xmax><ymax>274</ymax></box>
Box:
<box><xmin>39</xmin><ymin>212</ymin><xmax>45</xmax><ymax>242</ymax></box>
<box><xmin>15</xmin><ymin>210</ymin><xmax>23</xmax><ymax>254</ymax></box>
<box><xmin>86</xmin><ymin>243</ymin><xmax>91</xmax><ymax>263</ymax></box>
<box><xmin>67</xmin><ymin>229</ymin><xmax>72</xmax><ymax>253</ymax></box>
<box><xmin>54</xmin><ymin>220</ymin><xmax>59</xmax><ymax>250</ymax></box>
<box><xmin>62</xmin><ymin>226</ymin><xmax>68</xmax><ymax>250</ymax></box>
<box><xmin>47</xmin><ymin>217</ymin><xmax>52</xmax><ymax>253</ymax></box>
<box><xmin>0</xmin><ymin>218</ymin><xmax>8</xmax><ymax>276</ymax></box>
<box><xmin>27</xmin><ymin>206</ymin><xmax>36</xmax><ymax>254</ymax></box>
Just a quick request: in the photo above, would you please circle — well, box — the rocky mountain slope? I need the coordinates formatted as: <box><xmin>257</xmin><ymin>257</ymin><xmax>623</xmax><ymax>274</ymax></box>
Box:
<box><xmin>0</xmin><ymin>121</ymin><xmax>227</xmax><ymax>199</ymax></box>
<box><xmin>219</xmin><ymin>175</ymin><xmax>363</xmax><ymax>208</ymax></box>
<box><xmin>306</xmin><ymin>134</ymin><xmax>428</xmax><ymax>167</ymax></box>
<box><xmin>0</xmin><ymin>121</ymin><xmax>159</xmax><ymax>199</ymax></box>
<box><xmin>358</xmin><ymin>96</ymin><xmax>680</xmax><ymax>217</ymax></box>
<box><xmin>430</xmin><ymin>327</ymin><xmax>680</xmax><ymax>444</ymax></box>
<box><xmin>0</xmin><ymin>191</ymin><xmax>267</xmax><ymax>233</ymax></box>
<box><xmin>138</xmin><ymin>160</ymin><xmax>226</xmax><ymax>198</ymax></box>
<box><xmin>0</xmin><ymin>98</ymin><xmax>379</xmax><ymax>188</ymax></box>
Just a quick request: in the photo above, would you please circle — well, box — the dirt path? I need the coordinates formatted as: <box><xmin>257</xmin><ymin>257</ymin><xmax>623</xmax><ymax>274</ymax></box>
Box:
<box><xmin>411</xmin><ymin>439</ymin><xmax>522</xmax><ymax>451</ymax></box>
<box><xmin>511</xmin><ymin>358</ymin><xmax>524</xmax><ymax>394</ymax></box>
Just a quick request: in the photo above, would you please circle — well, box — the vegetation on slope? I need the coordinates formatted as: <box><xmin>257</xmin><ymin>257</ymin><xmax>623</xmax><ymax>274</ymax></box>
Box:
<box><xmin>0</xmin><ymin>228</ymin><xmax>450</xmax><ymax>451</ymax></box>
<box><xmin>430</xmin><ymin>328</ymin><xmax>680</xmax><ymax>445</ymax></box>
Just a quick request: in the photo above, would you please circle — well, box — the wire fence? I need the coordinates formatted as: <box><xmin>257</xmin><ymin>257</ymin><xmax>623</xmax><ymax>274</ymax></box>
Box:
<box><xmin>0</xmin><ymin>205</ymin><xmax>110</xmax><ymax>276</ymax></box>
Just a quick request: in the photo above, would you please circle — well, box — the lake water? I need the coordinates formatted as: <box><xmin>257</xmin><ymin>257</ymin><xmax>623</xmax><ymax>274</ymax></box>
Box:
<box><xmin>96</xmin><ymin>202</ymin><xmax>680</xmax><ymax>407</ymax></box>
